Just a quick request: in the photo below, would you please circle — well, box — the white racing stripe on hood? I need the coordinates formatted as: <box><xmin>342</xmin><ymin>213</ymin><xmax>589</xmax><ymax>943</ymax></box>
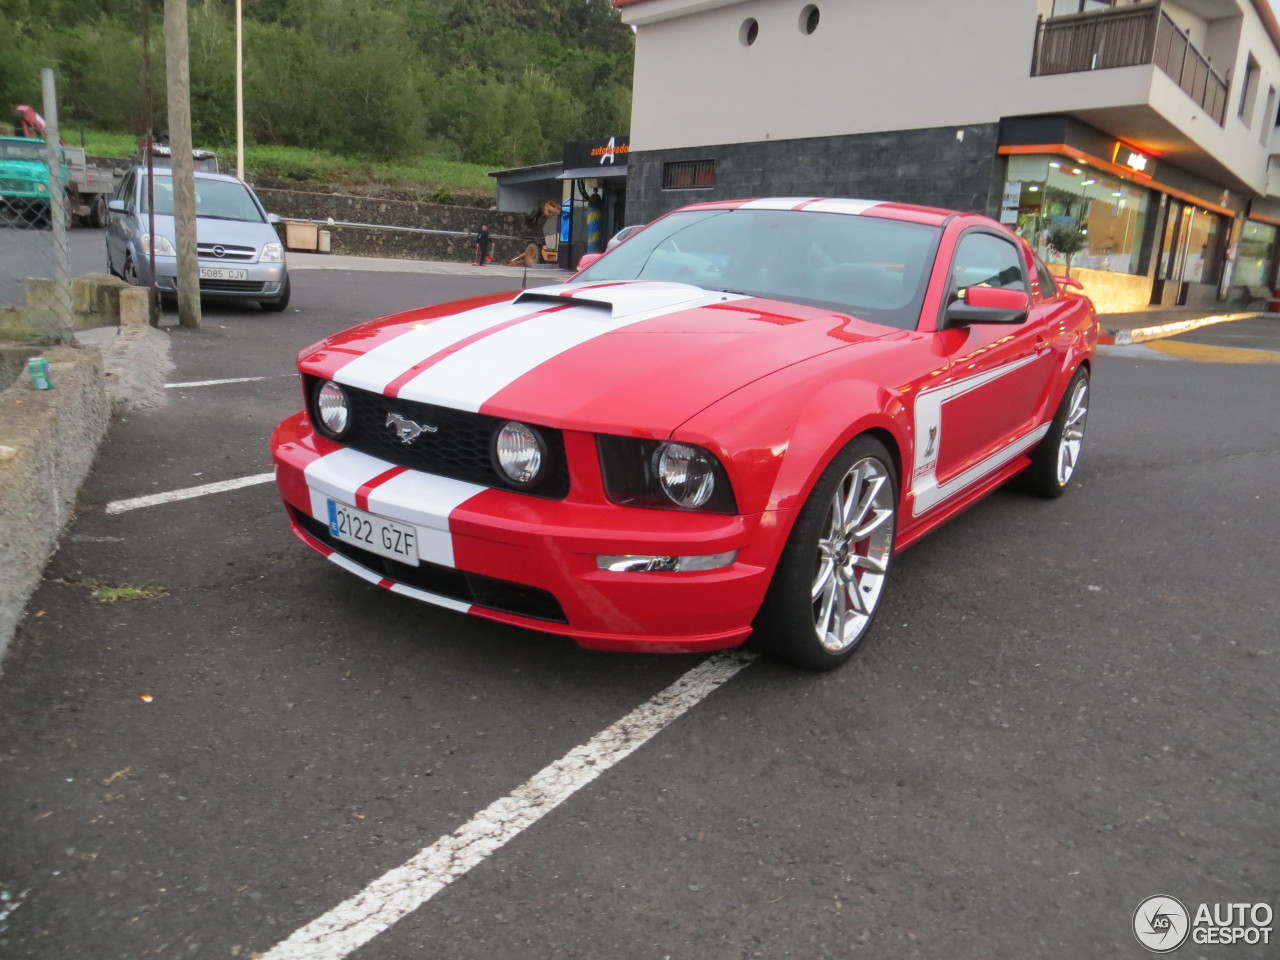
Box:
<box><xmin>334</xmin><ymin>300</ymin><xmax>544</xmax><ymax>395</ymax></box>
<box><xmin>395</xmin><ymin>284</ymin><xmax>744</xmax><ymax>411</ymax></box>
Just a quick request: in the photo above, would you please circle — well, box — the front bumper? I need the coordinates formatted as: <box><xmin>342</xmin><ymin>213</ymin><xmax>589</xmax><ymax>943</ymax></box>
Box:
<box><xmin>271</xmin><ymin>411</ymin><xmax>785</xmax><ymax>653</ymax></box>
<box><xmin>143</xmin><ymin>255</ymin><xmax>288</xmax><ymax>300</ymax></box>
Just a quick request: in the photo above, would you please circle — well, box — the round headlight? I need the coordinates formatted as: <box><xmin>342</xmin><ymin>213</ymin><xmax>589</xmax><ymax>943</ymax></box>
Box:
<box><xmin>493</xmin><ymin>421</ymin><xmax>547</xmax><ymax>488</ymax></box>
<box><xmin>315</xmin><ymin>380</ymin><xmax>350</xmax><ymax>436</ymax></box>
<box><xmin>654</xmin><ymin>442</ymin><xmax>716</xmax><ymax>508</ymax></box>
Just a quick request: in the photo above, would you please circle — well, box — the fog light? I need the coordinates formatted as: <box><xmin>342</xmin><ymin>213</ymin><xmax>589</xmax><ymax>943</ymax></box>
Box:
<box><xmin>597</xmin><ymin>551</ymin><xmax>738</xmax><ymax>573</ymax></box>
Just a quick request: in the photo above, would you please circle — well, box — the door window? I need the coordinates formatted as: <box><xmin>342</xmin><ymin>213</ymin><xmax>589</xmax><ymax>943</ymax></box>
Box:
<box><xmin>950</xmin><ymin>232</ymin><xmax>1027</xmax><ymax>298</ymax></box>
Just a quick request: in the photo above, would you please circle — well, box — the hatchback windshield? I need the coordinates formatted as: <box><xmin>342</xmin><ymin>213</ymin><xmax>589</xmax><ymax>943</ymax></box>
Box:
<box><xmin>574</xmin><ymin>208</ymin><xmax>942</xmax><ymax>329</ymax></box>
<box><xmin>141</xmin><ymin>175</ymin><xmax>265</xmax><ymax>223</ymax></box>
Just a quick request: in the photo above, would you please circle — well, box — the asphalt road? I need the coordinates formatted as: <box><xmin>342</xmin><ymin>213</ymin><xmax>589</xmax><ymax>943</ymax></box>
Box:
<box><xmin>1</xmin><ymin>237</ymin><xmax>1277</xmax><ymax>959</ymax></box>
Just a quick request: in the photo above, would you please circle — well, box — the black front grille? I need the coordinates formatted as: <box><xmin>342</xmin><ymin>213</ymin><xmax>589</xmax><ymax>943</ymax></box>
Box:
<box><xmin>292</xmin><ymin>508</ymin><xmax>567</xmax><ymax>623</ymax></box>
<box><xmin>201</xmin><ymin>279</ymin><xmax>266</xmax><ymax>293</ymax></box>
<box><xmin>306</xmin><ymin>376</ymin><xmax>570</xmax><ymax>499</ymax></box>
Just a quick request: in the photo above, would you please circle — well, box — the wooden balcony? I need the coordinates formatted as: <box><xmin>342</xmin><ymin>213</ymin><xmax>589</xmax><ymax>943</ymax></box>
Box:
<box><xmin>1032</xmin><ymin>1</ymin><xmax>1228</xmax><ymax>125</ymax></box>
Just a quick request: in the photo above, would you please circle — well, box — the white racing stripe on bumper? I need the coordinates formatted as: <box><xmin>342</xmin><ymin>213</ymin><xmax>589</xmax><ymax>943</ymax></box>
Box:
<box><xmin>362</xmin><ymin>470</ymin><xmax>487</xmax><ymax>568</ymax></box>
<box><xmin>301</xmin><ymin>447</ymin><xmax>486</xmax><ymax>569</ymax></box>
<box><xmin>323</xmin><ymin>551</ymin><xmax>471</xmax><ymax>613</ymax></box>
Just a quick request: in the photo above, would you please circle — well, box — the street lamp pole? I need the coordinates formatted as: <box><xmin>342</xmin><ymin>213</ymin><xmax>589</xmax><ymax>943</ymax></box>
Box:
<box><xmin>235</xmin><ymin>0</ymin><xmax>244</xmax><ymax>180</ymax></box>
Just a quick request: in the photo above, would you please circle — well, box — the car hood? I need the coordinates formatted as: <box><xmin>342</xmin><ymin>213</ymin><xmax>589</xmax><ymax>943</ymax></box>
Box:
<box><xmin>143</xmin><ymin>213</ymin><xmax>276</xmax><ymax>246</ymax></box>
<box><xmin>306</xmin><ymin>280</ymin><xmax>899</xmax><ymax>435</ymax></box>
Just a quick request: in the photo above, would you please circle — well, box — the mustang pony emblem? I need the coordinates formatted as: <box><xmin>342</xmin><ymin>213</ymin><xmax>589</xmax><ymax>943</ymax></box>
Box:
<box><xmin>385</xmin><ymin>412</ymin><xmax>437</xmax><ymax>444</ymax></box>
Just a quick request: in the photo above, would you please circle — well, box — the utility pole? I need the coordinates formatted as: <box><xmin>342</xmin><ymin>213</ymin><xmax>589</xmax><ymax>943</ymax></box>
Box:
<box><xmin>164</xmin><ymin>0</ymin><xmax>201</xmax><ymax>329</ymax></box>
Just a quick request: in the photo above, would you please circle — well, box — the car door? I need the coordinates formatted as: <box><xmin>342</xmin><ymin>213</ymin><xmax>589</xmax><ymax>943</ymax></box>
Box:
<box><xmin>104</xmin><ymin>169</ymin><xmax>133</xmax><ymax>273</ymax></box>
<box><xmin>918</xmin><ymin>227</ymin><xmax>1058</xmax><ymax>510</ymax></box>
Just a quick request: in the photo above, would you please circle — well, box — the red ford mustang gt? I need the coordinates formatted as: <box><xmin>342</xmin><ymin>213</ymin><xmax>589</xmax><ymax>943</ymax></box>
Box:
<box><xmin>272</xmin><ymin>198</ymin><xmax>1098</xmax><ymax>669</ymax></box>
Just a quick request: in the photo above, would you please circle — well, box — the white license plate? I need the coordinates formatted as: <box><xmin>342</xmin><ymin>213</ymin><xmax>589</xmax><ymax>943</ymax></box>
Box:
<box><xmin>198</xmin><ymin>266</ymin><xmax>248</xmax><ymax>280</ymax></box>
<box><xmin>326</xmin><ymin>500</ymin><xmax>419</xmax><ymax>566</ymax></box>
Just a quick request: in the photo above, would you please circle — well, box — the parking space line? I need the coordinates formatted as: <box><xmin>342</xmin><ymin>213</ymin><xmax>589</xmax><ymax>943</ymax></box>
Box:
<box><xmin>165</xmin><ymin>374</ymin><xmax>298</xmax><ymax>388</ymax></box>
<box><xmin>105</xmin><ymin>472</ymin><xmax>276</xmax><ymax>515</ymax></box>
<box><xmin>259</xmin><ymin>650</ymin><xmax>756</xmax><ymax>960</ymax></box>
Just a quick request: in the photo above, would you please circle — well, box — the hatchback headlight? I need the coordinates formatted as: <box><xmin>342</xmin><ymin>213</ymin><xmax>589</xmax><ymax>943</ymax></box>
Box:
<box><xmin>259</xmin><ymin>241</ymin><xmax>284</xmax><ymax>263</ymax></box>
<box><xmin>141</xmin><ymin>233</ymin><xmax>176</xmax><ymax>257</ymax></box>
<box><xmin>314</xmin><ymin>380</ymin><xmax>351</xmax><ymax>437</ymax></box>
<box><xmin>598</xmin><ymin>436</ymin><xmax>737</xmax><ymax>513</ymax></box>
<box><xmin>492</xmin><ymin>421</ymin><xmax>549</xmax><ymax>489</ymax></box>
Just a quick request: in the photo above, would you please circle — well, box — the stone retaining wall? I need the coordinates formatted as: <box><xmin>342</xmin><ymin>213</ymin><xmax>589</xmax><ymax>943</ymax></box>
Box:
<box><xmin>255</xmin><ymin>188</ymin><xmax>545</xmax><ymax>264</ymax></box>
<box><xmin>0</xmin><ymin>344</ymin><xmax>110</xmax><ymax>664</ymax></box>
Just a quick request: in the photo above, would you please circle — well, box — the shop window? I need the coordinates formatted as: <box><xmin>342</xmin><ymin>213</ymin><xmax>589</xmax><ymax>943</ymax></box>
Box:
<box><xmin>1004</xmin><ymin>154</ymin><xmax>1150</xmax><ymax>277</ymax></box>
<box><xmin>1236</xmin><ymin>221</ymin><xmax>1277</xmax><ymax>289</ymax></box>
<box><xmin>662</xmin><ymin>160</ymin><xmax>717</xmax><ymax>190</ymax></box>
<box><xmin>1158</xmin><ymin>201</ymin><xmax>1224</xmax><ymax>286</ymax></box>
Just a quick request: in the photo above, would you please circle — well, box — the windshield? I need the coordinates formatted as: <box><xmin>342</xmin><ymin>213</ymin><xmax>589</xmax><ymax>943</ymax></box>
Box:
<box><xmin>574</xmin><ymin>208</ymin><xmax>942</xmax><ymax>329</ymax></box>
<box><xmin>141</xmin><ymin>175</ymin><xmax>265</xmax><ymax>222</ymax></box>
<box><xmin>0</xmin><ymin>140</ymin><xmax>58</xmax><ymax>163</ymax></box>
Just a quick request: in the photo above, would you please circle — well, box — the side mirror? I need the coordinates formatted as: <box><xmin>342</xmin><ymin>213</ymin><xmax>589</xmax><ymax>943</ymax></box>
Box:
<box><xmin>267</xmin><ymin>212</ymin><xmax>281</xmax><ymax>225</ymax></box>
<box><xmin>945</xmin><ymin>285</ymin><xmax>1030</xmax><ymax>326</ymax></box>
<box><xmin>575</xmin><ymin>252</ymin><xmax>604</xmax><ymax>272</ymax></box>
<box><xmin>1053</xmin><ymin>274</ymin><xmax>1084</xmax><ymax>292</ymax></box>
<box><xmin>107</xmin><ymin>199</ymin><xmax>126</xmax><ymax>214</ymax></box>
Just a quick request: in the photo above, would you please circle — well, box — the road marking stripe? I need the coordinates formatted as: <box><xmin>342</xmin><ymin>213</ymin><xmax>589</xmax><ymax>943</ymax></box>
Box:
<box><xmin>259</xmin><ymin>651</ymin><xmax>756</xmax><ymax>960</ymax></box>
<box><xmin>104</xmin><ymin>472</ymin><xmax>275</xmax><ymax>515</ymax></box>
<box><xmin>1143</xmin><ymin>340</ymin><xmax>1280</xmax><ymax>363</ymax></box>
<box><xmin>166</xmin><ymin>376</ymin><xmax>268</xmax><ymax>388</ymax></box>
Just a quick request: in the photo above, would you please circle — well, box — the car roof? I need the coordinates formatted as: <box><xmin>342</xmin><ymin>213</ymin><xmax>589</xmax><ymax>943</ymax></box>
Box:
<box><xmin>670</xmin><ymin>197</ymin><xmax>965</xmax><ymax>228</ymax></box>
<box><xmin>131</xmin><ymin>167</ymin><xmax>245</xmax><ymax>185</ymax></box>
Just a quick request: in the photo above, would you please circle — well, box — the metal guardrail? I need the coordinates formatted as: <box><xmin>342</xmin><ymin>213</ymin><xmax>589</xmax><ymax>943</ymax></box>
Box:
<box><xmin>1032</xmin><ymin>2</ymin><xmax>1228</xmax><ymax>125</ymax></box>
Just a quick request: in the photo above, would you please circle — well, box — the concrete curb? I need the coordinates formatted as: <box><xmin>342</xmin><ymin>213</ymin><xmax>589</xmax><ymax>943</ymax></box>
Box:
<box><xmin>1106</xmin><ymin>312</ymin><xmax>1264</xmax><ymax>346</ymax></box>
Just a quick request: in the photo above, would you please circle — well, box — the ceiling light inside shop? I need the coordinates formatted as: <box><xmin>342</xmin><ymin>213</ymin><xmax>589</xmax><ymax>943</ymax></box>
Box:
<box><xmin>1082</xmin><ymin>178</ymin><xmax>1097</xmax><ymax>185</ymax></box>
<box><xmin>1028</xmin><ymin>185</ymin><xmax>1040</xmax><ymax>191</ymax></box>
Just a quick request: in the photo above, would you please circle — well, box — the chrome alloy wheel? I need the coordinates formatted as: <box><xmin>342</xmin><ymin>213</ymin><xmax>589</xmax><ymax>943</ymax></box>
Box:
<box><xmin>1056</xmin><ymin>377</ymin><xmax>1089</xmax><ymax>485</ymax></box>
<box><xmin>811</xmin><ymin>455</ymin><xmax>895</xmax><ymax>654</ymax></box>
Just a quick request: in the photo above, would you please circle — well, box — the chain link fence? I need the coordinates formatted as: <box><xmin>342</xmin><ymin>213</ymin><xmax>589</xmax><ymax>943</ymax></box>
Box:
<box><xmin>0</xmin><ymin>70</ymin><xmax>75</xmax><ymax>343</ymax></box>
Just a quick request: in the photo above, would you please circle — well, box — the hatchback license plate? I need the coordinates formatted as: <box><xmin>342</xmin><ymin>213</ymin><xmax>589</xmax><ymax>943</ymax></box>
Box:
<box><xmin>199</xmin><ymin>266</ymin><xmax>248</xmax><ymax>280</ymax></box>
<box><xmin>326</xmin><ymin>500</ymin><xmax>418</xmax><ymax>566</ymax></box>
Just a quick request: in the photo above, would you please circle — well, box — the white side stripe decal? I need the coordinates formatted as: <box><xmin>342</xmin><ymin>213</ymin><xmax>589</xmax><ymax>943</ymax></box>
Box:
<box><xmin>910</xmin><ymin>355</ymin><xmax>1045</xmax><ymax>518</ymax></box>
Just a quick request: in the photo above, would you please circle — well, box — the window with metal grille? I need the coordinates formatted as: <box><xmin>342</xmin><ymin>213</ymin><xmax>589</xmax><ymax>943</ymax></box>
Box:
<box><xmin>662</xmin><ymin>160</ymin><xmax>716</xmax><ymax>190</ymax></box>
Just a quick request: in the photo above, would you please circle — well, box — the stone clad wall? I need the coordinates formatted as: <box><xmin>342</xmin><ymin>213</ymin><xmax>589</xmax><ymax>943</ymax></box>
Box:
<box><xmin>254</xmin><ymin>188</ymin><xmax>543</xmax><ymax>264</ymax></box>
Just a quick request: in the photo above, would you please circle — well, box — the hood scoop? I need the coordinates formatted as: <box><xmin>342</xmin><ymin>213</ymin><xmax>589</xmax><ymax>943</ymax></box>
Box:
<box><xmin>514</xmin><ymin>281</ymin><xmax>710</xmax><ymax>319</ymax></box>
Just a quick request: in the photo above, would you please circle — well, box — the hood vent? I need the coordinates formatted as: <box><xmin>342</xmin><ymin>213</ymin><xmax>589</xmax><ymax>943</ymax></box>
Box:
<box><xmin>514</xmin><ymin>281</ymin><xmax>710</xmax><ymax>320</ymax></box>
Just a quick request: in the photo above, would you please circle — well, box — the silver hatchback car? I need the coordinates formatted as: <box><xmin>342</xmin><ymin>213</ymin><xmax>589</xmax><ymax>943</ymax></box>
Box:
<box><xmin>105</xmin><ymin>168</ymin><xmax>290</xmax><ymax>311</ymax></box>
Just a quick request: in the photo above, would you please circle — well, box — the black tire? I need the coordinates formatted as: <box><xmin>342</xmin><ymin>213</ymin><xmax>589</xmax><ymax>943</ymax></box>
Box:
<box><xmin>261</xmin><ymin>276</ymin><xmax>291</xmax><ymax>312</ymax></box>
<box><xmin>89</xmin><ymin>195</ymin><xmax>107</xmax><ymax>229</ymax></box>
<box><xmin>751</xmin><ymin>435</ymin><xmax>898</xmax><ymax>671</ymax></box>
<box><xmin>1016</xmin><ymin>366</ymin><xmax>1090</xmax><ymax>498</ymax></box>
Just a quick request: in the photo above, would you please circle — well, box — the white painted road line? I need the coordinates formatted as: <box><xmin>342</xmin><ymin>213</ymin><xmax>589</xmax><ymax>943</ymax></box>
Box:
<box><xmin>105</xmin><ymin>472</ymin><xmax>276</xmax><ymax>515</ymax></box>
<box><xmin>165</xmin><ymin>374</ymin><xmax>298</xmax><ymax>388</ymax></box>
<box><xmin>259</xmin><ymin>651</ymin><xmax>756</xmax><ymax>960</ymax></box>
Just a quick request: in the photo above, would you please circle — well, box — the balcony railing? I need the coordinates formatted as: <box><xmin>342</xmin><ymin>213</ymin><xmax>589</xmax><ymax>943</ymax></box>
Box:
<box><xmin>1032</xmin><ymin>1</ymin><xmax>1228</xmax><ymax>125</ymax></box>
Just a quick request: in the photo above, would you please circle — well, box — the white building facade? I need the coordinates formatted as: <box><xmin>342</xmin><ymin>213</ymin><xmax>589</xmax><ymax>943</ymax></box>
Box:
<box><xmin>615</xmin><ymin>0</ymin><xmax>1280</xmax><ymax>311</ymax></box>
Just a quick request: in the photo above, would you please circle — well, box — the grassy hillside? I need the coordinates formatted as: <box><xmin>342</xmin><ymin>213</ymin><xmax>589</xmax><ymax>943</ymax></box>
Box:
<box><xmin>69</xmin><ymin>128</ymin><xmax>496</xmax><ymax>202</ymax></box>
